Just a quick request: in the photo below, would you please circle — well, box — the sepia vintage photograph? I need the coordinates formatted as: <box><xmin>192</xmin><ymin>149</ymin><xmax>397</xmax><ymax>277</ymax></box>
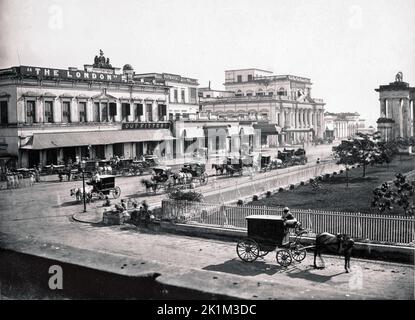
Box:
<box><xmin>0</xmin><ymin>0</ymin><xmax>414</xmax><ymax>306</ymax></box>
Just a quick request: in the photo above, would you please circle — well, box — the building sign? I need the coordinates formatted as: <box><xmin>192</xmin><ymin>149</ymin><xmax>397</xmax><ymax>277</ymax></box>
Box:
<box><xmin>122</xmin><ymin>122</ymin><xmax>170</xmax><ymax>130</ymax></box>
<box><xmin>19</xmin><ymin>66</ymin><xmax>124</xmax><ymax>83</ymax></box>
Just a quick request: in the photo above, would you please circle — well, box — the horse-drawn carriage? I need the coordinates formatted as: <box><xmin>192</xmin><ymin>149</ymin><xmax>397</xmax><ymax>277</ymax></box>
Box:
<box><xmin>112</xmin><ymin>159</ymin><xmax>143</xmax><ymax>176</ymax></box>
<box><xmin>70</xmin><ymin>175</ymin><xmax>121</xmax><ymax>202</ymax></box>
<box><xmin>260</xmin><ymin>155</ymin><xmax>272</xmax><ymax>171</ymax></box>
<box><xmin>141</xmin><ymin>166</ymin><xmax>174</xmax><ymax>194</ymax></box>
<box><xmin>179</xmin><ymin>162</ymin><xmax>208</xmax><ymax>186</ymax></box>
<box><xmin>277</xmin><ymin>148</ymin><xmax>308</xmax><ymax>166</ymax></box>
<box><xmin>236</xmin><ymin>215</ymin><xmax>307</xmax><ymax>267</ymax></box>
<box><xmin>213</xmin><ymin>156</ymin><xmax>254</xmax><ymax>176</ymax></box>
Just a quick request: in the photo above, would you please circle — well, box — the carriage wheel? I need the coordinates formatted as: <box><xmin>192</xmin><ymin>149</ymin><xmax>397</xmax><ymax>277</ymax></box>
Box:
<box><xmin>112</xmin><ymin>186</ymin><xmax>121</xmax><ymax>199</ymax></box>
<box><xmin>290</xmin><ymin>244</ymin><xmax>306</xmax><ymax>262</ymax></box>
<box><xmin>236</xmin><ymin>238</ymin><xmax>259</xmax><ymax>262</ymax></box>
<box><xmin>276</xmin><ymin>249</ymin><xmax>292</xmax><ymax>267</ymax></box>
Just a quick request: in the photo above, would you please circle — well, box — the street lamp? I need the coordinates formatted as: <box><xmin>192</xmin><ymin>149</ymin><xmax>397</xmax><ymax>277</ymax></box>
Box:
<box><xmin>80</xmin><ymin>160</ymin><xmax>86</xmax><ymax>213</ymax></box>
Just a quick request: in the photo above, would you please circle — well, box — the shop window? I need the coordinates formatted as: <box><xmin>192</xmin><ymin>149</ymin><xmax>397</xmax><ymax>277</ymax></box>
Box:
<box><xmin>0</xmin><ymin>101</ymin><xmax>9</xmax><ymax>124</ymax></box>
<box><xmin>44</xmin><ymin>101</ymin><xmax>54</xmax><ymax>123</ymax></box>
<box><xmin>78</xmin><ymin>101</ymin><xmax>86</xmax><ymax>122</ymax></box>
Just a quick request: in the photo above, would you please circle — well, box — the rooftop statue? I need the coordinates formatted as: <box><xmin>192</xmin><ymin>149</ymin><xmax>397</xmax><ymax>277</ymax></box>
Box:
<box><xmin>93</xmin><ymin>49</ymin><xmax>112</xmax><ymax>69</ymax></box>
<box><xmin>395</xmin><ymin>71</ymin><xmax>403</xmax><ymax>83</ymax></box>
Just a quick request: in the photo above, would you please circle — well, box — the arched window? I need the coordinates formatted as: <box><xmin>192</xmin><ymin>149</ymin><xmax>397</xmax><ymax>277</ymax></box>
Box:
<box><xmin>246</xmin><ymin>90</ymin><xmax>253</xmax><ymax>97</ymax></box>
<box><xmin>277</xmin><ymin>87</ymin><xmax>286</xmax><ymax>96</ymax></box>
<box><xmin>257</xmin><ymin>89</ymin><xmax>264</xmax><ymax>96</ymax></box>
<box><xmin>235</xmin><ymin>90</ymin><xmax>243</xmax><ymax>97</ymax></box>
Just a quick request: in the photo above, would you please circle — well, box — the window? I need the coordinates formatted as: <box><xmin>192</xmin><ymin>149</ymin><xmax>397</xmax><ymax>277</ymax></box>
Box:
<box><xmin>277</xmin><ymin>88</ymin><xmax>286</xmax><ymax>96</ymax></box>
<box><xmin>146</xmin><ymin>103</ymin><xmax>153</xmax><ymax>122</ymax></box>
<box><xmin>174</xmin><ymin>90</ymin><xmax>178</xmax><ymax>102</ymax></box>
<box><xmin>181</xmin><ymin>90</ymin><xmax>185</xmax><ymax>103</ymax></box>
<box><xmin>246</xmin><ymin>91</ymin><xmax>253</xmax><ymax>97</ymax></box>
<box><xmin>26</xmin><ymin>100</ymin><xmax>36</xmax><ymax>124</ymax></box>
<box><xmin>158</xmin><ymin>104</ymin><xmax>167</xmax><ymax>121</ymax></box>
<box><xmin>109</xmin><ymin>102</ymin><xmax>117</xmax><ymax>121</ymax></box>
<box><xmin>44</xmin><ymin>101</ymin><xmax>54</xmax><ymax>123</ymax></box>
<box><xmin>78</xmin><ymin>102</ymin><xmax>86</xmax><ymax>122</ymax></box>
<box><xmin>93</xmin><ymin>102</ymin><xmax>100</xmax><ymax>122</ymax></box>
<box><xmin>122</xmin><ymin>103</ymin><xmax>130</xmax><ymax>122</ymax></box>
<box><xmin>248</xmin><ymin>74</ymin><xmax>253</xmax><ymax>81</ymax></box>
<box><xmin>62</xmin><ymin>101</ymin><xmax>71</xmax><ymax>123</ymax></box>
<box><xmin>189</xmin><ymin>88</ymin><xmax>197</xmax><ymax>103</ymax></box>
<box><xmin>257</xmin><ymin>89</ymin><xmax>264</xmax><ymax>96</ymax></box>
<box><xmin>237</xmin><ymin>75</ymin><xmax>242</xmax><ymax>82</ymax></box>
<box><xmin>235</xmin><ymin>90</ymin><xmax>243</xmax><ymax>97</ymax></box>
<box><xmin>135</xmin><ymin>103</ymin><xmax>143</xmax><ymax>121</ymax></box>
<box><xmin>101</xmin><ymin>103</ymin><xmax>108</xmax><ymax>122</ymax></box>
<box><xmin>268</xmin><ymin>91</ymin><xmax>274</xmax><ymax>96</ymax></box>
<box><xmin>0</xmin><ymin>101</ymin><xmax>8</xmax><ymax>124</ymax></box>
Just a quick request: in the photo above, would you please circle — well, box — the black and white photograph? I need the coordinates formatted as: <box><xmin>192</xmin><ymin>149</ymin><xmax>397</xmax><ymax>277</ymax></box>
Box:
<box><xmin>0</xmin><ymin>0</ymin><xmax>414</xmax><ymax>307</ymax></box>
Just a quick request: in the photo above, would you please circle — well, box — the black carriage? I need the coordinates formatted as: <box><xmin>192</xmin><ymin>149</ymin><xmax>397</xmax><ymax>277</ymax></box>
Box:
<box><xmin>180</xmin><ymin>162</ymin><xmax>208</xmax><ymax>185</ymax></box>
<box><xmin>213</xmin><ymin>156</ymin><xmax>254</xmax><ymax>176</ymax></box>
<box><xmin>87</xmin><ymin>175</ymin><xmax>121</xmax><ymax>199</ymax></box>
<box><xmin>113</xmin><ymin>159</ymin><xmax>141</xmax><ymax>176</ymax></box>
<box><xmin>260</xmin><ymin>155</ymin><xmax>272</xmax><ymax>171</ymax></box>
<box><xmin>236</xmin><ymin>215</ymin><xmax>307</xmax><ymax>267</ymax></box>
<box><xmin>146</xmin><ymin>166</ymin><xmax>174</xmax><ymax>193</ymax></box>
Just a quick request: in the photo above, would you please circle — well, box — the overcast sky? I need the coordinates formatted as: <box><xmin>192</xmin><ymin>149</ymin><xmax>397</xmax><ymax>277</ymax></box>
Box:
<box><xmin>1</xmin><ymin>0</ymin><xmax>414</xmax><ymax>126</ymax></box>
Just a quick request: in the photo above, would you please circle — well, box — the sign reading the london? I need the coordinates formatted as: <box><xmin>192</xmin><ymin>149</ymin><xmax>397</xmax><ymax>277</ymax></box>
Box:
<box><xmin>122</xmin><ymin>122</ymin><xmax>170</xmax><ymax>130</ymax></box>
<box><xmin>20</xmin><ymin>66</ymin><xmax>124</xmax><ymax>82</ymax></box>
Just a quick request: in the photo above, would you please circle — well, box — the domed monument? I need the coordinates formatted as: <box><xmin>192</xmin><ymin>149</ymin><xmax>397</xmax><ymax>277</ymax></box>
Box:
<box><xmin>376</xmin><ymin>72</ymin><xmax>415</xmax><ymax>141</ymax></box>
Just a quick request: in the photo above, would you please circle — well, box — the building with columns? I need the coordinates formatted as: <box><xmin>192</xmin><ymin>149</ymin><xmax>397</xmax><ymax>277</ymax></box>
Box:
<box><xmin>376</xmin><ymin>72</ymin><xmax>415</xmax><ymax>141</ymax></box>
<box><xmin>324</xmin><ymin>112</ymin><xmax>361</xmax><ymax>140</ymax></box>
<box><xmin>134</xmin><ymin>72</ymin><xmax>200</xmax><ymax>119</ymax></box>
<box><xmin>200</xmin><ymin>68</ymin><xmax>325</xmax><ymax>147</ymax></box>
<box><xmin>0</xmin><ymin>51</ymin><xmax>174</xmax><ymax>169</ymax></box>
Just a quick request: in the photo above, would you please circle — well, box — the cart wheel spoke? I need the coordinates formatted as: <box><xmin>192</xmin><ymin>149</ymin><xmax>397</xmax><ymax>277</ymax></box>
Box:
<box><xmin>236</xmin><ymin>238</ymin><xmax>259</xmax><ymax>262</ymax></box>
<box><xmin>276</xmin><ymin>249</ymin><xmax>292</xmax><ymax>267</ymax></box>
<box><xmin>291</xmin><ymin>244</ymin><xmax>307</xmax><ymax>262</ymax></box>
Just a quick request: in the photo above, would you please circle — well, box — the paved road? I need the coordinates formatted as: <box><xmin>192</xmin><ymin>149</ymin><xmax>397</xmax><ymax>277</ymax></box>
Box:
<box><xmin>4</xmin><ymin>143</ymin><xmax>411</xmax><ymax>299</ymax></box>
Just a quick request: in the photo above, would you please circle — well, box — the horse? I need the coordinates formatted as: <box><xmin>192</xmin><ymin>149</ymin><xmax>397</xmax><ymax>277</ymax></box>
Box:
<box><xmin>70</xmin><ymin>186</ymin><xmax>93</xmax><ymax>202</ymax></box>
<box><xmin>141</xmin><ymin>179</ymin><xmax>158</xmax><ymax>193</ymax></box>
<box><xmin>313</xmin><ymin>232</ymin><xmax>355</xmax><ymax>273</ymax></box>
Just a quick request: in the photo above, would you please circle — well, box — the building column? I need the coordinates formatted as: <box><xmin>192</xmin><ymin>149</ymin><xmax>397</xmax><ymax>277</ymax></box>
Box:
<box><xmin>152</xmin><ymin>101</ymin><xmax>158</xmax><ymax>122</ymax></box>
<box><xmin>280</xmin><ymin>108</ymin><xmax>285</xmax><ymax>128</ymax></box>
<box><xmin>86</xmin><ymin>99</ymin><xmax>92</xmax><ymax>122</ymax></box>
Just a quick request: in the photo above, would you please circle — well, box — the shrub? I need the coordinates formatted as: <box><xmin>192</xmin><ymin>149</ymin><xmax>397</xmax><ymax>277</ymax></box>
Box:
<box><xmin>289</xmin><ymin>184</ymin><xmax>295</xmax><ymax>190</ymax></box>
<box><xmin>309</xmin><ymin>178</ymin><xmax>315</xmax><ymax>183</ymax></box>
<box><xmin>300</xmin><ymin>181</ymin><xmax>305</xmax><ymax>186</ymax></box>
<box><xmin>252</xmin><ymin>195</ymin><xmax>259</xmax><ymax>201</ymax></box>
<box><xmin>266</xmin><ymin>191</ymin><xmax>272</xmax><ymax>198</ymax></box>
<box><xmin>237</xmin><ymin>199</ymin><xmax>244</xmax><ymax>206</ymax></box>
<box><xmin>167</xmin><ymin>188</ymin><xmax>203</xmax><ymax>202</ymax></box>
<box><xmin>278</xmin><ymin>187</ymin><xmax>284</xmax><ymax>192</ymax></box>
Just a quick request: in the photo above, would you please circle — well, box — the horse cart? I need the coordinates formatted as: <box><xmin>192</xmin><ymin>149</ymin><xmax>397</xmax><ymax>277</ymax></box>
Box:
<box><xmin>236</xmin><ymin>215</ymin><xmax>308</xmax><ymax>267</ymax></box>
<box><xmin>141</xmin><ymin>166</ymin><xmax>174</xmax><ymax>193</ymax></box>
<box><xmin>213</xmin><ymin>156</ymin><xmax>254</xmax><ymax>176</ymax></box>
<box><xmin>87</xmin><ymin>175</ymin><xmax>121</xmax><ymax>199</ymax></box>
<box><xmin>179</xmin><ymin>162</ymin><xmax>208</xmax><ymax>186</ymax></box>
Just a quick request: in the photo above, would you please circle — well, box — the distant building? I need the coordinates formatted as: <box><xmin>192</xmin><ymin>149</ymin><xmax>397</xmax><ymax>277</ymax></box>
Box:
<box><xmin>134</xmin><ymin>73</ymin><xmax>199</xmax><ymax>120</ymax></box>
<box><xmin>375</xmin><ymin>72</ymin><xmax>415</xmax><ymax>141</ymax></box>
<box><xmin>200</xmin><ymin>68</ymin><xmax>326</xmax><ymax>147</ymax></box>
<box><xmin>323</xmin><ymin>112</ymin><xmax>361</xmax><ymax>140</ymax></box>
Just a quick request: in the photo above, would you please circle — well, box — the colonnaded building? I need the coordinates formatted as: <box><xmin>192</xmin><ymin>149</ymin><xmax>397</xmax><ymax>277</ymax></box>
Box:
<box><xmin>376</xmin><ymin>72</ymin><xmax>415</xmax><ymax>141</ymax></box>
<box><xmin>199</xmin><ymin>68</ymin><xmax>326</xmax><ymax>147</ymax></box>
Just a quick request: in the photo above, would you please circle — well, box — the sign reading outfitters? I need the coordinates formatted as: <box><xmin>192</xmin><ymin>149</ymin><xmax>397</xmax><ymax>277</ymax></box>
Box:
<box><xmin>20</xmin><ymin>66</ymin><xmax>123</xmax><ymax>82</ymax></box>
<box><xmin>122</xmin><ymin>122</ymin><xmax>170</xmax><ymax>130</ymax></box>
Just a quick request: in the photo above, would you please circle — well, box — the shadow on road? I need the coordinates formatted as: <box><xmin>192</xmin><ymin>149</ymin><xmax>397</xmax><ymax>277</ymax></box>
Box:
<box><xmin>286</xmin><ymin>266</ymin><xmax>345</xmax><ymax>283</ymax></box>
<box><xmin>203</xmin><ymin>258</ymin><xmax>291</xmax><ymax>276</ymax></box>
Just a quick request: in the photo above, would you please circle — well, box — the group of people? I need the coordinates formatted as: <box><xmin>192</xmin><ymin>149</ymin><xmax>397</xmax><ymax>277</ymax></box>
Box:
<box><xmin>106</xmin><ymin>198</ymin><xmax>155</xmax><ymax>227</ymax></box>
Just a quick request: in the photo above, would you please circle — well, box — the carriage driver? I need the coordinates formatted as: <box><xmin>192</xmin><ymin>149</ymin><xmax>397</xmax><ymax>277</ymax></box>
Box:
<box><xmin>282</xmin><ymin>207</ymin><xmax>302</xmax><ymax>246</ymax></box>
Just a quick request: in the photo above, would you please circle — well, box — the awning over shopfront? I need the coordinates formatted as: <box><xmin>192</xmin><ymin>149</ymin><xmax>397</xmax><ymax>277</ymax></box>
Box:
<box><xmin>253</xmin><ymin>123</ymin><xmax>281</xmax><ymax>135</ymax></box>
<box><xmin>181</xmin><ymin>127</ymin><xmax>205</xmax><ymax>139</ymax></box>
<box><xmin>20</xmin><ymin>129</ymin><xmax>174</xmax><ymax>150</ymax></box>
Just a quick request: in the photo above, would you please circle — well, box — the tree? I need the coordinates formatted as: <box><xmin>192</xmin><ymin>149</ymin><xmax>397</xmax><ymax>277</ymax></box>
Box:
<box><xmin>372</xmin><ymin>173</ymin><xmax>415</xmax><ymax>216</ymax></box>
<box><xmin>332</xmin><ymin>132</ymin><xmax>383</xmax><ymax>184</ymax></box>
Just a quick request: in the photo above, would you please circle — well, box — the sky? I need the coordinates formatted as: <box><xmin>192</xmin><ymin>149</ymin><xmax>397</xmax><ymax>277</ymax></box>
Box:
<box><xmin>1</xmin><ymin>0</ymin><xmax>414</xmax><ymax>127</ymax></box>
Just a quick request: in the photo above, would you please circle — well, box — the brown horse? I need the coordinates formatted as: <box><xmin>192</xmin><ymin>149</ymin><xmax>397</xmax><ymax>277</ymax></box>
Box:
<box><xmin>313</xmin><ymin>232</ymin><xmax>355</xmax><ymax>273</ymax></box>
